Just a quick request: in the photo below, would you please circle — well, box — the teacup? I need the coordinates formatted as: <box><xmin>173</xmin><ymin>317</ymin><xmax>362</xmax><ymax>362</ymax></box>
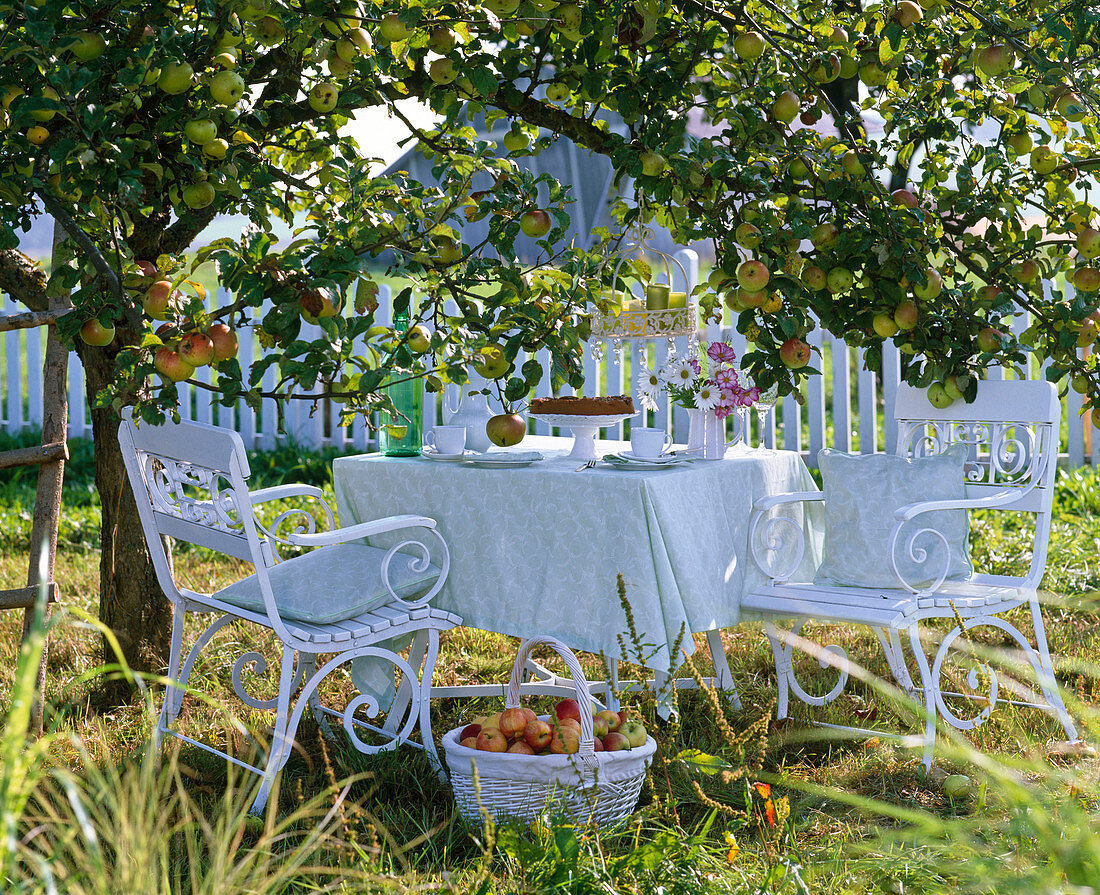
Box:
<box><xmin>425</xmin><ymin>425</ymin><xmax>466</xmax><ymax>455</ymax></box>
<box><xmin>630</xmin><ymin>427</ymin><xmax>673</xmax><ymax>459</ymax></box>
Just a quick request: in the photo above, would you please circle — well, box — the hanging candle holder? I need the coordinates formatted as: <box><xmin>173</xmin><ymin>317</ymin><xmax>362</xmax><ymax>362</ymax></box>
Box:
<box><xmin>591</xmin><ymin>221</ymin><xmax>698</xmax><ymax>342</ymax></box>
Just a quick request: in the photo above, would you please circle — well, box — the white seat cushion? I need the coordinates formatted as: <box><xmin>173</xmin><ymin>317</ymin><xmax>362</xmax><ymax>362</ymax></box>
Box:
<box><xmin>214</xmin><ymin>543</ymin><xmax>441</xmax><ymax>625</ymax></box>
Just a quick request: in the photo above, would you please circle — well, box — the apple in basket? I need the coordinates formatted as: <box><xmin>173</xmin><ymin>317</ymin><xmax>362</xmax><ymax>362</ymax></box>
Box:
<box><xmin>459</xmin><ymin>722</ymin><xmax>482</xmax><ymax>741</ymax></box>
<box><xmin>524</xmin><ymin>719</ymin><xmax>552</xmax><ymax>751</ymax></box>
<box><xmin>596</xmin><ymin>709</ymin><xmax>622</xmax><ymax>733</ymax></box>
<box><xmin>549</xmin><ymin>728</ymin><xmax>580</xmax><ymax>754</ymax></box>
<box><xmin>555</xmin><ymin>698</ymin><xmax>583</xmax><ymax>724</ymax></box>
<box><xmin>619</xmin><ymin>719</ymin><xmax>648</xmax><ymax>749</ymax></box>
<box><xmin>507</xmin><ymin>740</ymin><xmax>535</xmax><ymax>755</ymax></box>
<box><xmin>592</xmin><ymin>714</ymin><xmax>609</xmax><ymax>738</ymax></box>
<box><xmin>476</xmin><ymin>728</ymin><xmax>508</xmax><ymax>752</ymax></box>
<box><xmin>602</xmin><ymin>731</ymin><xmax>630</xmax><ymax>751</ymax></box>
<box><xmin>499</xmin><ymin>707</ymin><xmax>528</xmax><ymax>739</ymax></box>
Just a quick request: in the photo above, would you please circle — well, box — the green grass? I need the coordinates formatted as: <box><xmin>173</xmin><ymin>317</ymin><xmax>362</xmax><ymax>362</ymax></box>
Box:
<box><xmin>0</xmin><ymin>441</ymin><xmax>1098</xmax><ymax>892</ymax></box>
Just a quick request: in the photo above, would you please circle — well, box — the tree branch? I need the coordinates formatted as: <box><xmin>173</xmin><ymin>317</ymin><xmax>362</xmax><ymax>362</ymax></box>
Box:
<box><xmin>0</xmin><ymin>250</ymin><xmax>48</xmax><ymax>312</ymax></box>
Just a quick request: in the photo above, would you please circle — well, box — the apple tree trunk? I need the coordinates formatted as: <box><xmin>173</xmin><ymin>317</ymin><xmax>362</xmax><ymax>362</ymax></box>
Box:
<box><xmin>76</xmin><ymin>339</ymin><xmax>173</xmax><ymax>687</ymax></box>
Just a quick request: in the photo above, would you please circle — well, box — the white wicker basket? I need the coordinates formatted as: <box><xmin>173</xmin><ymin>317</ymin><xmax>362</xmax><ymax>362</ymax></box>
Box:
<box><xmin>442</xmin><ymin>636</ymin><xmax>657</xmax><ymax>828</ymax></box>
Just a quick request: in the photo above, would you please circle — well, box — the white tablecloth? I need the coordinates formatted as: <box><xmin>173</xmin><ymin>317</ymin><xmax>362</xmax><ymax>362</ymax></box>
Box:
<box><xmin>333</xmin><ymin>436</ymin><xmax>823</xmax><ymax>679</ymax></box>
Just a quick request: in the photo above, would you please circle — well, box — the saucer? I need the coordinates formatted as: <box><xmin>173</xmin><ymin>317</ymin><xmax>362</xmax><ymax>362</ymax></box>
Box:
<box><xmin>420</xmin><ymin>448</ymin><xmax>470</xmax><ymax>461</ymax></box>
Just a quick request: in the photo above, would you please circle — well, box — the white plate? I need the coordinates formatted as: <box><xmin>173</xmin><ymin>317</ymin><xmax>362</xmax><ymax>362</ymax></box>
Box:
<box><xmin>617</xmin><ymin>450</ymin><xmax>680</xmax><ymax>464</ymax></box>
<box><xmin>420</xmin><ymin>449</ymin><xmax>471</xmax><ymax>462</ymax></box>
<box><xmin>602</xmin><ymin>454</ymin><xmax>693</xmax><ymax>470</ymax></box>
<box><xmin>463</xmin><ymin>457</ymin><xmax>543</xmax><ymax>469</ymax></box>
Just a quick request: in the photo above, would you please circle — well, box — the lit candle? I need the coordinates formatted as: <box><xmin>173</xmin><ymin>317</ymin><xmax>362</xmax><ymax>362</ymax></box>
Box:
<box><xmin>668</xmin><ymin>291</ymin><xmax>687</xmax><ymax>309</ymax></box>
<box><xmin>645</xmin><ymin>284</ymin><xmax>670</xmax><ymax>310</ymax></box>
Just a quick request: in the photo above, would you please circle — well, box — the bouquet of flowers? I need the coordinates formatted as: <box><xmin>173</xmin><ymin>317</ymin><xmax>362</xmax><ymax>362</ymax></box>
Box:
<box><xmin>637</xmin><ymin>341</ymin><xmax>759</xmax><ymax>419</ymax></box>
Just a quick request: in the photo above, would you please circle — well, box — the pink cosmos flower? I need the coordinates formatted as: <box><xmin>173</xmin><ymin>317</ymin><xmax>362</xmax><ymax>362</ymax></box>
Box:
<box><xmin>713</xmin><ymin>366</ymin><xmax>739</xmax><ymax>390</ymax></box>
<box><xmin>707</xmin><ymin>341</ymin><xmax>738</xmax><ymax>365</ymax></box>
<box><xmin>688</xmin><ymin>357</ymin><xmax>701</xmax><ymax>375</ymax></box>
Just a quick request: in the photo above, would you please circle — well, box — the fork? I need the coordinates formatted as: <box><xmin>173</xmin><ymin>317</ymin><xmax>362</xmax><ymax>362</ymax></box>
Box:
<box><xmin>574</xmin><ymin>459</ymin><xmax>598</xmax><ymax>471</ymax></box>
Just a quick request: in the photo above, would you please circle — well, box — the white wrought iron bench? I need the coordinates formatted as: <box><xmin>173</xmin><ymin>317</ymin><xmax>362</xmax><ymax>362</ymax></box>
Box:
<box><xmin>119</xmin><ymin>410</ymin><xmax>461</xmax><ymax>813</ymax></box>
<box><xmin>741</xmin><ymin>380</ymin><xmax>1081</xmax><ymax>768</ymax></box>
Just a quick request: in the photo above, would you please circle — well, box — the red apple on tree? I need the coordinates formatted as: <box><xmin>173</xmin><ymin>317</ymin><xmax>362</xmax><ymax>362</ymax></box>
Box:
<box><xmin>80</xmin><ymin>319</ymin><xmax>115</xmax><ymax>346</ymax></box>
<box><xmin>802</xmin><ymin>265</ymin><xmax>827</xmax><ymax>291</ymax></box>
<box><xmin>737</xmin><ymin>259</ymin><xmax>770</xmax><ymax>291</ymax></box>
<box><xmin>779</xmin><ymin>337</ymin><xmax>811</xmax><ymax>368</ymax></box>
<box><xmin>207</xmin><ymin>323</ymin><xmax>239</xmax><ymax>361</ymax></box>
<box><xmin>891</xmin><ymin>188</ymin><xmax>919</xmax><ymax>208</ymax></box>
<box><xmin>178</xmin><ymin>332</ymin><xmax>215</xmax><ymax>367</ymax></box>
<box><xmin>893</xmin><ymin>299</ymin><xmax>919</xmax><ymax>331</ymax></box>
<box><xmin>519</xmin><ymin>208</ymin><xmax>552</xmax><ymax>238</ymax></box>
<box><xmin>977</xmin><ymin>327</ymin><xmax>1004</xmax><ymax>353</ymax></box>
<box><xmin>143</xmin><ymin>280</ymin><xmax>176</xmax><ymax>320</ymax></box>
<box><xmin>486</xmin><ymin>413</ymin><xmax>526</xmax><ymax>447</ymax></box>
<box><xmin>154</xmin><ymin>346</ymin><xmax>195</xmax><ymax>382</ymax></box>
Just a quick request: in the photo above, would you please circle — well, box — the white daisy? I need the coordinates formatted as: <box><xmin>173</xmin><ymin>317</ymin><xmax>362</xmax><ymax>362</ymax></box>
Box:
<box><xmin>695</xmin><ymin>382</ymin><xmax>720</xmax><ymax>412</ymax></box>
<box><xmin>637</xmin><ymin>364</ymin><xmax>663</xmax><ymax>392</ymax></box>
<box><xmin>637</xmin><ymin>385</ymin><xmax>660</xmax><ymax>411</ymax></box>
<box><xmin>668</xmin><ymin>357</ymin><xmax>699</xmax><ymax>387</ymax></box>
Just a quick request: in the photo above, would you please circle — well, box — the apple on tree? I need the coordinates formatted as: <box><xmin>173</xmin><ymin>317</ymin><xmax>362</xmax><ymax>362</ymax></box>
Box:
<box><xmin>154</xmin><ymin>346</ymin><xmax>195</xmax><ymax>382</ymax></box>
<box><xmin>80</xmin><ymin>319</ymin><xmax>115</xmax><ymax>346</ymax></box>
<box><xmin>308</xmin><ymin>82</ymin><xmax>339</xmax><ymax>113</ymax></box>
<box><xmin>207</xmin><ymin>323</ymin><xmax>239</xmax><ymax>361</ymax></box>
<box><xmin>779</xmin><ymin>337</ymin><xmax>811</xmax><ymax>368</ymax></box>
<box><xmin>486</xmin><ymin>413</ymin><xmax>526</xmax><ymax>447</ymax></box>
<box><xmin>519</xmin><ymin>208</ymin><xmax>552</xmax><ymax>238</ymax></box>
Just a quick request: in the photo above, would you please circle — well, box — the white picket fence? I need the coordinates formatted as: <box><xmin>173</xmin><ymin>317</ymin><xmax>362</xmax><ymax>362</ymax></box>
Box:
<box><xmin>2</xmin><ymin>251</ymin><xmax>1097</xmax><ymax>467</ymax></box>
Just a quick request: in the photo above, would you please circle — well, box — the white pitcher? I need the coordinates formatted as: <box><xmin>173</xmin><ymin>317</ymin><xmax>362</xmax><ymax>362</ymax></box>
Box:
<box><xmin>445</xmin><ymin>387</ymin><xmax>494</xmax><ymax>453</ymax></box>
<box><xmin>687</xmin><ymin>408</ymin><xmax>745</xmax><ymax>460</ymax></box>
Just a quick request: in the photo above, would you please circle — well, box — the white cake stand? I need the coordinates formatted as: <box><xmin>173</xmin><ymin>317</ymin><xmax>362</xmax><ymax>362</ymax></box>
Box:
<box><xmin>529</xmin><ymin>412</ymin><xmax>637</xmax><ymax>460</ymax></box>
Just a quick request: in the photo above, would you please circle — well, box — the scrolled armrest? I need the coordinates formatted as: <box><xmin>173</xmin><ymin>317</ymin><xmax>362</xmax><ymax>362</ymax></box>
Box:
<box><xmin>288</xmin><ymin>514</ymin><xmax>438</xmax><ymax>547</ymax></box>
<box><xmin>893</xmin><ymin>488</ymin><xmax>1019</xmax><ymax>522</ymax></box>
<box><xmin>250</xmin><ymin>483</ymin><xmax>328</xmax><ymax>505</ymax></box>
<box><xmin>749</xmin><ymin>492</ymin><xmax>821</xmax><ymax>583</ymax></box>
<box><xmin>752</xmin><ymin>490</ymin><xmax>825</xmax><ymax>512</ymax></box>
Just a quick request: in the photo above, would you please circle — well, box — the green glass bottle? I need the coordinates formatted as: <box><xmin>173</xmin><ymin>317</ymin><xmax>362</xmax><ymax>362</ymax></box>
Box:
<box><xmin>379</xmin><ymin>305</ymin><xmax>423</xmax><ymax>456</ymax></box>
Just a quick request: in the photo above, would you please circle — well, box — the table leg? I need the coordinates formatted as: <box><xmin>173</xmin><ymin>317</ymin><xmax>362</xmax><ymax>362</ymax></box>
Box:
<box><xmin>706</xmin><ymin>629</ymin><xmax>743</xmax><ymax>710</ymax></box>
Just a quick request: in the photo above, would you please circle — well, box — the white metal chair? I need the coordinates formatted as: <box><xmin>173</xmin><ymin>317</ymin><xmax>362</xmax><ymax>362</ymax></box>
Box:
<box><xmin>118</xmin><ymin>410</ymin><xmax>461</xmax><ymax>813</ymax></box>
<box><xmin>741</xmin><ymin>380</ymin><xmax>1080</xmax><ymax>768</ymax></box>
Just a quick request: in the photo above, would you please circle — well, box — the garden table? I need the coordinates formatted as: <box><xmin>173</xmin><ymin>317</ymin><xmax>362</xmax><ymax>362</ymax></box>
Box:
<box><xmin>333</xmin><ymin>435</ymin><xmax>823</xmax><ymax>712</ymax></box>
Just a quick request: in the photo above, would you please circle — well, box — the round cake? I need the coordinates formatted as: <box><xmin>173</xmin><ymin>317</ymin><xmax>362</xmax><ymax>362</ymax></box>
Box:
<box><xmin>529</xmin><ymin>395</ymin><xmax>635</xmax><ymax>416</ymax></box>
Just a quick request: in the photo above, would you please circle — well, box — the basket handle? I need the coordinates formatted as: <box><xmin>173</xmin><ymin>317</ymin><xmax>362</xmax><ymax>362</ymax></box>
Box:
<box><xmin>506</xmin><ymin>637</ymin><xmax>597</xmax><ymax>760</ymax></box>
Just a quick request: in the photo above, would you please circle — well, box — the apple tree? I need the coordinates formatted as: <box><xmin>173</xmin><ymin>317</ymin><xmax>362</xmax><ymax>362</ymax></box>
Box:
<box><xmin>1</xmin><ymin>0</ymin><xmax>1098</xmax><ymax>676</ymax></box>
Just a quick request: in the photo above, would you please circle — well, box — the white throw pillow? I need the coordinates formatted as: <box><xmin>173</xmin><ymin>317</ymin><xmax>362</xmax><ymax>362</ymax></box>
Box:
<box><xmin>814</xmin><ymin>445</ymin><xmax>973</xmax><ymax>589</ymax></box>
<box><xmin>214</xmin><ymin>542</ymin><xmax>440</xmax><ymax>624</ymax></box>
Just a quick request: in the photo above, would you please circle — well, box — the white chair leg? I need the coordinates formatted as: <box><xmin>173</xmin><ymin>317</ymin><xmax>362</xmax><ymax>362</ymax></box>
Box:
<box><xmin>705</xmin><ymin>629</ymin><xmax>742</xmax><ymax>710</ymax></box>
<box><xmin>763</xmin><ymin>620</ymin><xmax>792</xmax><ymax>720</ymax></box>
<box><xmin>907</xmin><ymin>623</ymin><xmax>937</xmax><ymax>772</ymax></box>
<box><xmin>873</xmin><ymin>626</ymin><xmax>917</xmax><ymax>697</ymax></box>
<box><xmin>156</xmin><ymin>607</ymin><xmax>186</xmax><ymax>743</ymax></box>
<box><xmin>385</xmin><ymin>631</ymin><xmax>426</xmax><ymax>736</ymax></box>
<box><xmin>250</xmin><ymin>646</ymin><xmax>298</xmax><ymax>816</ymax></box>
<box><xmin>602</xmin><ymin>655</ymin><xmax>621</xmax><ymax>712</ymax></box>
<box><xmin>417</xmin><ymin>629</ymin><xmax>448</xmax><ymax>782</ymax></box>
<box><xmin>1028</xmin><ymin>599</ymin><xmax>1079</xmax><ymax>742</ymax></box>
